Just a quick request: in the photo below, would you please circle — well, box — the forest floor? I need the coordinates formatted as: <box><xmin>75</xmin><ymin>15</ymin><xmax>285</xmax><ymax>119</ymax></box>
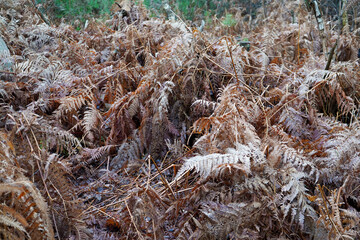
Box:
<box><xmin>0</xmin><ymin>1</ymin><xmax>360</xmax><ymax>239</ymax></box>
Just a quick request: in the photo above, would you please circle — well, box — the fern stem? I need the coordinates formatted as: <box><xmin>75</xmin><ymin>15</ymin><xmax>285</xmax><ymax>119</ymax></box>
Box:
<box><xmin>225</xmin><ymin>37</ymin><xmax>239</xmax><ymax>82</ymax></box>
<box><xmin>125</xmin><ymin>201</ymin><xmax>145</xmax><ymax>240</ymax></box>
<box><xmin>325</xmin><ymin>40</ymin><xmax>338</xmax><ymax>71</ymax></box>
<box><xmin>150</xmin><ymin>156</ymin><xmax>177</xmax><ymax>200</ymax></box>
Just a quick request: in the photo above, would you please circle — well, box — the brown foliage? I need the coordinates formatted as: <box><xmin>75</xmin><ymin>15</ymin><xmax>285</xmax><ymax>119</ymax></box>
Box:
<box><xmin>1</xmin><ymin>0</ymin><xmax>360</xmax><ymax>239</ymax></box>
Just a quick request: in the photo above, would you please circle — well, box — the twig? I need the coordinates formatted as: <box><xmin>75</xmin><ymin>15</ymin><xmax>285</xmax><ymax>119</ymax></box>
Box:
<box><xmin>51</xmin><ymin>210</ymin><xmax>61</xmax><ymax>240</ymax></box>
<box><xmin>125</xmin><ymin>201</ymin><xmax>145</xmax><ymax>240</ymax></box>
<box><xmin>325</xmin><ymin>40</ymin><xmax>338</xmax><ymax>71</ymax></box>
<box><xmin>150</xmin><ymin>156</ymin><xmax>176</xmax><ymax>200</ymax></box>
<box><xmin>0</xmin><ymin>70</ymin><xmax>16</xmax><ymax>75</ymax></box>
<box><xmin>225</xmin><ymin>37</ymin><xmax>239</xmax><ymax>82</ymax></box>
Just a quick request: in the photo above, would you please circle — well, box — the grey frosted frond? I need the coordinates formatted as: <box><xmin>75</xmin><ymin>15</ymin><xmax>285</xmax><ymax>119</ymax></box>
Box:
<box><xmin>175</xmin><ymin>143</ymin><xmax>264</xmax><ymax>180</ymax></box>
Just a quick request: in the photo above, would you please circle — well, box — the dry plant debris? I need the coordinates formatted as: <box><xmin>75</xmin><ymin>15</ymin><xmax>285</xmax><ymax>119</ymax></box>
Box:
<box><xmin>0</xmin><ymin>0</ymin><xmax>360</xmax><ymax>239</ymax></box>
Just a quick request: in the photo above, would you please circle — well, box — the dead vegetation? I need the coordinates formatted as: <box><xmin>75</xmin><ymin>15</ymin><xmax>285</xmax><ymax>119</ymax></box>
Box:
<box><xmin>0</xmin><ymin>0</ymin><xmax>360</xmax><ymax>239</ymax></box>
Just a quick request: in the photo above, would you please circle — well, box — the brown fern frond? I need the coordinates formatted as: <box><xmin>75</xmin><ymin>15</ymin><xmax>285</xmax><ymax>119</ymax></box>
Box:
<box><xmin>198</xmin><ymin>201</ymin><xmax>256</xmax><ymax>239</ymax></box>
<box><xmin>55</xmin><ymin>93</ymin><xmax>89</xmax><ymax>123</ymax></box>
<box><xmin>7</xmin><ymin>110</ymin><xmax>82</xmax><ymax>154</ymax></box>
<box><xmin>82</xmin><ymin>145</ymin><xmax>116</xmax><ymax>164</ymax></box>
<box><xmin>41</xmin><ymin>156</ymin><xmax>87</xmax><ymax>239</ymax></box>
<box><xmin>82</xmin><ymin>104</ymin><xmax>103</xmax><ymax>142</ymax></box>
<box><xmin>0</xmin><ymin>132</ymin><xmax>54</xmax><ymax>239</ymax></box>
<box><xmin>315</xmin><ymin>185</ymin><xmax>358</xmax><ymax>239</ymax></box>
<box><xmin>111</xmin><ymin>131</ymin><xmax>143</xmax><ymax>172</ymax></box>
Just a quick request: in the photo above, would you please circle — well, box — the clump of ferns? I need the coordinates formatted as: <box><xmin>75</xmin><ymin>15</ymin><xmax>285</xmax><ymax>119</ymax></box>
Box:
<box><xmin>173</xmin><ymin>105</ymin><xmax>321</xmax><ymax>237</ymax></box>
<box><xmin>330</xmin><ymin>61</ymin><xmax>360</xmax><ymax>102</ymax></box>
<box><xmin>31</xmin><ymin>151</ymin><xmax>87</xmax><ymax>239</ymax></box>
<box><xmin>313</xmin><ymin>185</ymin><xmax>360</xmax><ymax>240</ymax></box>
<box><xmin>13</xmin><ymin>56</ymin><xmax>50</xmax><ymax>82</ymax></box>
<box><xmin>312</xmin><ymin>122</ymin><xmax>360</xmax><ymax>185</ymax></box>
<box><xmin>296</xmin><ymin>70</ymin><xmax>356</xmax><ymax>122</ymax></box>
<box><xmin>113</xmin><ymin>186</ymin><xmax>171</xmax><ymax>239</ymax></box>
<box><xmin>6</xmin><ymin>109</ymin><xmax>82</xmax><ymax>156</ymax></box>
<box><xmin>0</xmin><ymin>132</ymin><xmax>55</xmax><ymax>240</ymax></box>
<box><xmin>171</xmin><ymin>145</ymin><xmax>311</xmax><ymax>238</ymax></box>
<box><xmin>3</xmin><ymin>118</ymin><xmax>87</xmax><ymax>238</ymax></box>
<box><xmin>106</xmin><ymin>91</ymin><xmax>144</xmax><ymax>144</ymax></box>
<box><xmin>34</xmin><ymin>62</ymin><xmax>76</xmax><ymax>94</ymax></box>
<box><xmin>52</xmin><ymin>85</ymin><xmax>105</xmax><ymax>145</ymax></box>
<box><xmin>191</xmin><ymin>84</ymin><xmax>262</xmax><ymax>154</ymax></box>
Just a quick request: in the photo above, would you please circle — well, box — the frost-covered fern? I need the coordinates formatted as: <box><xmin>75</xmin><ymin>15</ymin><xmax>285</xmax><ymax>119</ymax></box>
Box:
<box><xmin>175</xmin><ymin>143</ymin><xmax>264</xmax><ymax>180</ymax></box>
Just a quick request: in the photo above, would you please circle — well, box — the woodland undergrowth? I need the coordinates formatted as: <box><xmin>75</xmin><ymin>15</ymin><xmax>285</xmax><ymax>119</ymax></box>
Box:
<box><xmin>0</xmin><ymin>0</ymin><xmax>360</xmax><ymax>239</ymax></box>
